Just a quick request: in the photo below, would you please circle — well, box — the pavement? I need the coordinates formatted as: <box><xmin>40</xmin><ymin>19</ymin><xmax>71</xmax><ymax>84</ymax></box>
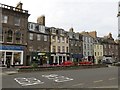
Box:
<box><xmin>0</xmin><ymin>66</ymin><xmax>19</xmax><ymax>75</ymax></box>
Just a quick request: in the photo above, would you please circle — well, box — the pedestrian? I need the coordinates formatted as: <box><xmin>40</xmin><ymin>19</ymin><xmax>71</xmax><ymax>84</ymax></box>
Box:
<box><xmin>12</xmin><ymin>60</ymin><xmax>15</xmax><ymax>68</ymax></box>
<box><xmin>6</xmin><ymin>58</ymin><xmax>10</xmax><ymax>68</ymax></box>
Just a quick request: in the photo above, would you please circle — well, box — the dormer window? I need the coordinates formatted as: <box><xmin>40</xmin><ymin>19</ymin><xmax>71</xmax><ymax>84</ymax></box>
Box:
<box><xmin>29</xmin><ymin>23</ymin><xmax>35</xmax><ymax>31</ymax></box>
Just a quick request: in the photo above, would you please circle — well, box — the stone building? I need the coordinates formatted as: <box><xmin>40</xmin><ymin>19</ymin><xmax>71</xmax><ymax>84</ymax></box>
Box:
<box><xmin>49</xmin><ymin>27</ymin><xmax>69</xmax><ymax>65</ymax></box>
<box><xmin>100</xmin><ymin>33</ymin><xmax>119</xmax><ymax>62</ymax></box>
<box><xmin>88</xmin><ymin>31</ymin><xmax>103</xmax><ymax>64</ymax></box>
<box><xmin>27</xmin><ymin>16</ymin><xmax>50</xmax><ymax>65</ymax></box>
<box><xmin>0</xmin><ymin>2</ymin><xmax>30</xmax><ymax>66</ymax></box>
<box><xmin>66</xmin><ymin>28</ymin><xmax>83</xmax><ymax>62</ymax></box>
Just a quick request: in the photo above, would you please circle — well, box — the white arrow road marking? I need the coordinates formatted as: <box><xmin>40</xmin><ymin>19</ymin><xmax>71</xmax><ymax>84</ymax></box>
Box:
<box><xmin>108</xmin><ymin>78</ymin><xmax>116</xmax><ymax>80</ymax></box>
<box><xmin>93</xmin><ymin>80</ymin><xmax>103</xmax><ymax>83</ymax></box>
<box><xmin>72</xmin><ymin>83</ymin><xmax>84</xmax><ymax>86</ymax></box>
<box><xmin>14</xmin><ymin>77</ymin><xmax>44</xmax><ymax>86</ymax></box>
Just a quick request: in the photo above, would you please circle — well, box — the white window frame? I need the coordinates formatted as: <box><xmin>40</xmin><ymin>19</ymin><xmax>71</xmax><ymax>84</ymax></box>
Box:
<box><xmin>37</xmin><ymin>34</ymin><xmax>41</xmax><ymax>41</ymax></box>
<box><xmin>29</xmin><ymin>33</ymin><xmax>33</xmax><ymax>40</ymax></box>
<box><xmin>14</xmin><ymin>17</ymin><xmax>20</xmax><ymax>26</ymax></box>
<box><xmin>44</xmin><ymin>35</ymin><xmax>47</xmax><ymax>41</ymax></box>
<box><xmin>2</xmin><ymin>15</ymin><xmax>8</xmax><ymax>23</ymax></box>
<box><xmin>29</xmin><ymin>23</ymin><xmax>35</xmax><ymax>31</ymax></box>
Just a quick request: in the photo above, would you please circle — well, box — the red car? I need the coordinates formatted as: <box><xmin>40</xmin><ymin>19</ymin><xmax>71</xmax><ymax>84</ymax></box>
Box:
<box><xmin>61</xmin><ymin>61</ymin><xmax>74</xmax><ymax>66</ymax></box>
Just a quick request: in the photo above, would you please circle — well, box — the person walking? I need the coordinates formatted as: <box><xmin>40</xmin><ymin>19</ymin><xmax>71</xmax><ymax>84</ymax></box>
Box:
<box><xmin>6</xmin><ymin>57</ymin><xmax>10</xmax><ymax>68</ymax></box>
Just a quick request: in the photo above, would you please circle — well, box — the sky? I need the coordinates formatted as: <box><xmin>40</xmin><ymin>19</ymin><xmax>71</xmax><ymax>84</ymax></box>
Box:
<box><xmin>1</xmin><ymin>0</ymin><xmax>119</xmax><ymax>39</ymax></box>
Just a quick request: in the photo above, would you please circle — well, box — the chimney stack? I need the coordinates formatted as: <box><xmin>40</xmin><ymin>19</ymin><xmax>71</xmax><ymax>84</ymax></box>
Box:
<box><xmin>88</xmin><ymin>31</ymin><xmax>97</xmax><ymax>38</ymax></box>
<box><xmin>37</xmin><ymin>15</ymin><xmax>45</xmax><ymax>26</ymax></box>
<box><xmin>69</xmin><ymin>27</ymin><xmax>74</xmax><ymax>32</ymax></box>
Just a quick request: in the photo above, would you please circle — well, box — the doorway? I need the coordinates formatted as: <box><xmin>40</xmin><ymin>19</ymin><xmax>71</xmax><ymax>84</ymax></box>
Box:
<box><xmin>6</xmin><ymin>52</ymin><xmax>12</xmax><ymax>65</ymax></box>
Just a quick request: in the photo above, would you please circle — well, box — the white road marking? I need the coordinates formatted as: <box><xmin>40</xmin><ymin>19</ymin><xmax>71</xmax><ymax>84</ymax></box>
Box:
<box><xmin>42</xmin><ymin>74</ymin><xmax>73</xmax><ymax>82</ymax></box>
<box><xmin>108</xmin><ymin>78</ymin><xmax>116</xmax><ymax>80</ymax></box>
<box><xmin>14</xmin><ymin>77</ymin><xmax>44</xmax><ymax>86</ymax></box>
<box><xmin>93</xmin><ymin>80</ymin><xmax>103</xmax><ymax>83</ymax></box>
<box><xmin>72</xmin><ymin>83</ymin><xmax>84</xmax><ymax>86</ymax></box>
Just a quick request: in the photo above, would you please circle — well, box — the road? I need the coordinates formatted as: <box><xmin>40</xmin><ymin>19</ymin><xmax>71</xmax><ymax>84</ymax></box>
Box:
<box><xmin>1</xmin><ymin>66</ymin><xmax>119</xmax><ymax>89</ymax></box>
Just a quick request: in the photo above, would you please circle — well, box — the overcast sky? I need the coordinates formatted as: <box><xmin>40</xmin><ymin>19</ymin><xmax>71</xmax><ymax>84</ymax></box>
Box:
<box><xmin>1</xmin><ymin>0</ymin><xmax>119</xmax><ymax>39</ymax></box>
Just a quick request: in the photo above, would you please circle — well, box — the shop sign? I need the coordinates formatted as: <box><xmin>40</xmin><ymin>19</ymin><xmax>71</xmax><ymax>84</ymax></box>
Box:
<box><xmin>0</xmin><ymin>45</ymin><xmax>24</xmax><ymax>50</ymax></box>
<box><xmin>56</xmin><ymin>54</ymin><xmax>66</xmax><ymax>56</ymax></box>
<box><xmin>38</xmin><ymin>53</ymin><xmax>45</xmax><ymax>55</ymax></box>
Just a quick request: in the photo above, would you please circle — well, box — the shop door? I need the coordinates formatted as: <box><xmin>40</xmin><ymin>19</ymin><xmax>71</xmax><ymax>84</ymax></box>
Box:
<box><xmin>59</xmin><ymin>56</ymin><xmax>62</xmax><ymax>65</ymax></box>
<box><xmin>6</xmin><ymin>52</ymin><xmax>12</xmax><ymax>65</ymax></box>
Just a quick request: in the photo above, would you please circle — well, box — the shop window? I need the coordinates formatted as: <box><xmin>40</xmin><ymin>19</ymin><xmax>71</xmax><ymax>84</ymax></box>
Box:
<box><xmin>1</xmin><ymin>52</ymin><xmax>5</xmax><ymax>65</ymax></box>
<box><xmin>14</xmin><ymin>52</ymin><xmax>21</xmax><ymax>65</ymax></box>
<box><xmin>7</xmin><ymin>29</ymin><xmax>13</xmax><ymax>42</ymax></box>
<box><xmin>15</xmin><ymin>31</ymin><xmax>21</xmax><ymax>44</ymax></box>
<box><xmin>14</xmin><ymin>17</ymin><xmax>20</xmax><ymax>26</ymax></box>
<box><xmin>2</xmin><ymin>15</ymin><xmax>8</xmax><ymax>23</ymax></box>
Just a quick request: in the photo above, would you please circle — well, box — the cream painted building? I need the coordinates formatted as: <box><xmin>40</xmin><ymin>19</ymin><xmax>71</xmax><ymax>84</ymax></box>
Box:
<box><xmin>50</xmin><ymin>27</ymin><xmax>69</xmax><ymax>65</ymax></box>
<box><xmin>94</xmin><ymin>44</ymin><xmax>103</xmax><ymax>64</ymax></box>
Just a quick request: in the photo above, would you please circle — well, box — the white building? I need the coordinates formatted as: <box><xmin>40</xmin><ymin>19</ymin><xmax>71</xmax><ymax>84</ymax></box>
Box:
<box><xmin>80</xmin><ymin>31</ymin><xmax>94</xmax><ymax>62</ymax></box>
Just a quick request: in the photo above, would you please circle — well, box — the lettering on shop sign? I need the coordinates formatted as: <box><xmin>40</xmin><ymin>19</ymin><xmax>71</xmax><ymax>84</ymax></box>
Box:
<box><xmin>42</xmin><ymin>74</ymin><xmax>73</xmax><ymax>82</ymax></box>
<box><xmin>14</xmin><ymin>77</ymin><xmax>44</xmax><ymax>86</ymax></box>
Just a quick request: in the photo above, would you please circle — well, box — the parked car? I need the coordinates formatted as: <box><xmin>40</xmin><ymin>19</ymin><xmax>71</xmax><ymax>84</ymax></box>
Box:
<box><xmin>101</xmin><ymin>59</ymin><xmax>112</xmax><ymax>64</ymax></box>
<box><xmin>61</xmin><ymin>61</ymin><xmax>74</xmax><ymax>66</ymax></box>
<box><xmin>79</xmin><ymin>61</ymin><xmax>92</xmax><ymax>65</ymax></box>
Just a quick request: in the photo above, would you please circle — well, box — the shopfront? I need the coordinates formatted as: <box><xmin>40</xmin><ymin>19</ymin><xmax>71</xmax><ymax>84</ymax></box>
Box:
<box><xmin>30</xmin><ymin>52</ymin><xmax>50</xmax><ymax>65</ymax></box>
<box><xmin>71</xmin><ymin>54</ymin><xmax>83</xmax><ymax>62</ymax></box>
<box><xmin>50</xmin><ymin>53</ymin><xmax>70</xmax><ymax>65</ymax></box>
<box><xmin>0</xmin><ymin>45</ymin><xmax>24</xmax><ymax>66</ymax></box>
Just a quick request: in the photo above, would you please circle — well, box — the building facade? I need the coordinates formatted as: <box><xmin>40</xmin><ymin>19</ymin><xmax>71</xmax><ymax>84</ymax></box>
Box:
<box><xmin>27</xmin><ymin>17</ymin><xmax>50</xmax><ymax>65</ymax></box>
<box><xmin>100</xmin><ymin>33</ymin><xmax>119</xmax><ymax>62</ymax></box>
<box><xmin>94</xmin><ymin>37</ymin><xmax>103</xmax><ymax>64</ymax></box>
<box><xmin>67</xmin><ymin>28</ymin><xmax>83</xmax><ymax>62</ymax></box>
<box><xmin>50</xmin><ymin>27</ymin><xmax>69</xmax><ymax>65</ymax></box>
<box><xmin>0</xmin><ymin>2</ymin><xmax>29</xmax><ymax>66</ymax></box>
<box><xmin>80</xmin><ymin>31</ymin><xmax>94</xmax><ymax>62</ymax></box>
